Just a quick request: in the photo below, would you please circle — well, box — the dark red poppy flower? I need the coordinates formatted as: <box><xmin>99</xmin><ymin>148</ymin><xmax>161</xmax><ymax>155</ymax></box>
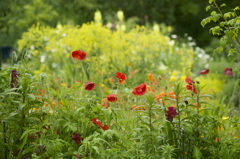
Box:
<box><xmin>91</xmin><ymin>118</ymin><xmax>102</xmax><ymax>128</ymax></box>
<box><xmin>186</xmin><ymin>84</ymin><xmax>197</xmax><ymax>94</ymax></box>
<box><xmin>224</xmin><ymin>68</ymin><xmax>233</xmax><ymax>76</ymax></box>
<box><xmin>72</xmin><ymin>50</ymin><xmax>87</xmax><ymax>60</ymax></box>
<box><xmin>34</xmin><ymin>145</ymin><xmax>46</xmax><ymax>156</ymax></box>
<box><xmin>200</xmin><ymin>69</ymin><xmax>209</xmax><ymax>75</ymax></box>
<box><xmin>106</xmin><ymin>94</ymin><xmax>118</xmax><ymax>102</ymax></box>
<box><xmin>72</xmin><ymin>132</ymin><xmax>84</xmax><ymax>144</ymax></box>
<box><xmin>132</xmin><ymin>83</ymin><xmax>147</xmax><ymax>96</ymax></box>
<box><xmin>56</xmin><ymin>126</ymin><xmax>61</xmax><ymax>135</ymax></box>
<box><xmin>166</xmin><ymin>106</ymin><xmax>178</xmax><ymax>122</ymax></box>
<box><xmin>10</xmin><ymin>69</ymin><xmax>20</xmax><ymax>88</ymax></box>
<box><xmin>84</xmin><ymin>81</ymin><xmax>95</xmax><ymax>91</ymax></box>
<box><xmin>116</xmin><ymin>72</ymin><xmax>127</xmax><ymax>84</ymax></box>
<box><xmin>185</xmin><ymin>76</ymin><xmax>194</xmax><ymax>84</ymax></box>
<box><xmin>101</xmin><ymin>125</ymin><xmax>109</xmax><ymax>131</ymax></box>
<box><xmin>76</xmin><ymin>154</ymin><xmax>81</xmax><ymax>159</ymax></box>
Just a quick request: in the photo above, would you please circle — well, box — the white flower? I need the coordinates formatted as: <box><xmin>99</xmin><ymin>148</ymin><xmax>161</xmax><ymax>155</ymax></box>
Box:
<box><xmin>153</xmin><ymin>24</ymin><xmax>159</xmax><ymax>32</ymax></box>
<box><xmin>117</xmin><ymin>10</ymin><xmax>124</xmax><ymax>21</ymax></box>
<box><xmin>94</xmin><ymin>10</ymin><xmax>102</xmax><ymax>23</ymax></box>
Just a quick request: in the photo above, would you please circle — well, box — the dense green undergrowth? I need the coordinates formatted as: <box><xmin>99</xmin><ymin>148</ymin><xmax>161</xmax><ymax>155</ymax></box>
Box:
<box><xmin>0</xmin><ymin>20</ymin><xmax>240</xmax><ymax>158</ymax></box>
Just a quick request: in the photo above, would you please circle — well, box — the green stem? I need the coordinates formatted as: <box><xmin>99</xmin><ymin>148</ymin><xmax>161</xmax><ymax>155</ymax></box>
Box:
<box><xmin>176</xmin><ymin>98</ymin><xmax>183</xmax><ymax>158</ymax></box>
<box><xmin>3</xmin><ymin>121</ymin><xmax>7</xmax><ymax>159</ymax></box>
<box><xmin>227</xmin><ymin>78</ymin><xmax>239</xmax><ymax>108</ymax></box>
<box><xmin>149</xmin><ymin>103</ymin><xmax>153</xmax><ymax>154</ymax></box>
<box><xmin>136</xmin><ymin>96</ymin><xmax>139</xmax><ymax>159</ymax></box>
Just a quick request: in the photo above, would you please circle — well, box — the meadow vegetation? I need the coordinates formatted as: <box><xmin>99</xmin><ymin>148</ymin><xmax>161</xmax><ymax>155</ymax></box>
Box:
<box><xmin>0</xmin><ymin>1</ymin><xmax>240</xmax><ymax>158</ymax></box>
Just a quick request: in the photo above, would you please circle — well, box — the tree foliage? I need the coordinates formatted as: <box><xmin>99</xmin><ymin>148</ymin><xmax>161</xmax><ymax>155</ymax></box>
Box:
<box><xmin>0</xmin><ymin>0</ymin><xmax>239</xmax><ymax>48</ymax></box>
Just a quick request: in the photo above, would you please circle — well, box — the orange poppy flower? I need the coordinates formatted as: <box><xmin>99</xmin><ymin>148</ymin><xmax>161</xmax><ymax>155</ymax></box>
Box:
<box><xmin>72</xmin><ymin>50</ymin><xmax>86</xmax><ymax>60</ymax></box>
<box><xmin>131</xmin><ymin>105</ymin><xmax>147</xmax><ymax>110</ymax></box>
<box><xmin>215</xmin><ymin>137</ymin><xmax>220</xmax><ymax>142</ymax></box>
<box><xmin>131</xmin><ymin>105</ymin><xmax>137</xmax><ymax>110</ymax></box>
<box><xmin>168</xmin><ymin>91</ymin><xmax>180</xmax><ymax>99</ymax></box>
<box><xmin>147</xmin><ymin>73</ymin><xmax>154</xmax><ymax>82</ymax></box>
<box><xmin>234</xmin><ymin>135</ymin><xmax>240</xmax><ymax>138</ymax></box>
<box><xmin>159</xmin><ymin>92</ymin><xmax>167</xmax><ymax>97</ymax></box>
<box><xmin>36</xmin><ymin>93</ymin><xmax>41</xmax><ymax>99</ymax></box>
<box><xmin>52</xmin><ymin>102</ymin><xmax>57</xmax><ymax>106</ymax></box>
<box><xmin>154</xmin><ymin>94</ymin><xmax>161</xmax><ymax>100</ymax></box>
<box><xmin>138</xmin><ymin>105</ymin><xmax>147</xmax><ymax>110</ymax></box>
<box><xmin>101</xmin><ymin>98</ymin><xmax>109</xmax><ymax>109</ymax></box>
<box><xmin>116</xmin><ymin>72</ymin><xmax>127</xmax><ymax>84</ymax></box>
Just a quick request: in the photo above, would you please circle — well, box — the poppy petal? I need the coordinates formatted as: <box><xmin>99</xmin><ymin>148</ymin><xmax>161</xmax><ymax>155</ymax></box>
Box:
<box><xmin>72</xmin><ymin>50</ymin><xmax>87</xmax><ymax>60</ymax></box>
<box><xmin>132</xmin><ymin>83</ymin><xmax>147</xmax><ymax>96</ymax></box>
<box><xmin>185</xmin><ymin>76</ymin><xmax>194</xmax><ymax>84</ymax></box>
<box><xmin>106</xmin><ymin>94</ymin><xmax>118</xmax><ymax>102</ymax></box>
<box><xmin>84</xmin><ymin>81</ymin><xmax>95</xmax><ymax>91</ymax></box>
<box><xmin>200</xmin><ymin>69</ymin><xmax>209</xmax><ymax>75</ymax></box>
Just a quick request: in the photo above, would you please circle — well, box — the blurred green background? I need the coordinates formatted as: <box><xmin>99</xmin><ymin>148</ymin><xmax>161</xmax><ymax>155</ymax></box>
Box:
<box><xmin>0</xmin><ymin>0</ymin><xmax>239</xmax><ymax>49</ymax></box>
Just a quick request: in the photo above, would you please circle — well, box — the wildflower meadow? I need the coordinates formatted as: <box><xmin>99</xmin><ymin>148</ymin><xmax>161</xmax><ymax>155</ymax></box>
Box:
<box><xmin>0</xmin><ymin>1</ymin><xmax>240</xmax><ymax>159</ymax></box>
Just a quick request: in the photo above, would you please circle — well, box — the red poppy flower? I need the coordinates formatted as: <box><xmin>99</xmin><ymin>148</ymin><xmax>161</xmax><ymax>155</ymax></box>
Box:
<box><xmin>116</xmin><ymin>72</ymin><xmax>127</xmax><ymax>84</ymax></box>
<box><xmin>84</xmin><ymin>81</ymin><xmax>95</xmax><ymax>91</ymax></box>
<box><xmin>101</xmin><ymin>125</ymin><xmax>109</xmax><ymax>131</ymax></box>
<box><xmin>106</xmin><ymin>94</ymin><xmax>118</xmax><ymax>102</ymax></box>
<box><xmin>200</xmin><ymin>69</ymin><xmax>209</xmax><ymax>75</ymax></box>
<box><xmin>224</xmin><ymin>68</ymin><xmax>233</xmax><ymax>76</ymax></box>
<box><xmin>185</xmin><ymin>76</ymin><xmax>194</xmax><ymax>84</ymax></box>
<box><xmin>72</xmin><ymin>50</ymin><xmax>86</xmax><ymax>60</ymax></box>
<box><xmin>132</xmin><ymin>83</ymin><xmax>147</xmax><ymax>96</ymax></box>
<box><xmin>186</xmin><ymin>84</ymin><xmax>197</xmax><ymax>94</ymax></box>
<box><xmin>91</xmin><ymin>118</ymin><xmax>102</xmax><ymax>128</ymax></box>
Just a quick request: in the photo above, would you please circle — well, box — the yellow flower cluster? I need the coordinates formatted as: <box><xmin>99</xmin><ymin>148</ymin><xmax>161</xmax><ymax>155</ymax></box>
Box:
<box><xmin>17</xmin><ymin>22</ymin><xmax>195</xmax><ymax>83</ymax></box>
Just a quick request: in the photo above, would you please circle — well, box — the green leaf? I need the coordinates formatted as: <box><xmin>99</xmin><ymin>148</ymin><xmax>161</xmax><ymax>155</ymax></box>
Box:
<box><xmin>227</xmin><ymin>19</ymin><xmax>236</xmax><ymax>25</ymax></box>
<box><xmin>214</xmin><ymin>46</ymin><xmax>224</xmax><ymax>53</ymax></box>
<box><xmin>209</xmin><ymin>0</ymin><xmax>213</xmax><ymax>4</ymax></box>
<box><xmin>219</xmin><ymin>37</ymin><xmax>228</xmax><ymax>47</ymax></box>
<box><xmin>220</xmin><ymin>22</ymin><xmax>226</xmax><ymax>27</ymax></box>
<box><xmin>27</xmin><ymin>93</ymin><xmax>36</xmax><ymax>100</ymax></box>
<box><xmin>233</xmin><ymin>6</ymin><xmax>240</xmax><ymax>11</ymax></box>
<box><xmin>206</xmin><ymin>6</ymin><xmax>211</xmax><ymax>12</ymax></box>
<box><xmin>193</xmin><ymin>146</ymin><xmax>202</xmax><ymax>159</ymax></box>
<box><xmin>236</xmin><ymin>17</ymin><xmax>240</xmax><ymax>23</ymax></box>
<box><xmin>17</xmin><ymin>129</ymin><xmax>35</xmax><ymax>158</ymax></box>
<box><xmin>220</xmin><ymin>3</ymin><xmax>226</xmax><ymax>7</ymax></box>
<box><xmin>93</xmin><ymin>146</ymin><xmax>100</xmax><ymax>154</ymax></box>
<box><xmin>210</xmin><ymin>26</ymin><xmax>223</xmax><ymax>35</ymax></box>
<box><xmin>212</xmin><ymin>13</ymin><xmax>221</xmax><ymax>22</ymax></box>
<box><xmin>223</xmin><ymin>12</ymin><xmax>234</xmax><ymax>19</ymax></box>
<box><xmin>199</xmin><ymin>94</ymin><xmax>214</xmax><ymax>98</ymax></box>
<box><xmin>165</xmin><ymin>122</ymin><xmax>175</xmax><ymax>146</ymax></box>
